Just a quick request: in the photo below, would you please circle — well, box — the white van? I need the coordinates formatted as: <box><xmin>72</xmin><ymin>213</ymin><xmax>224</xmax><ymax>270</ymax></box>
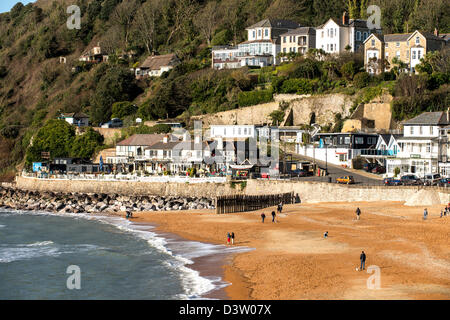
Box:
<box><xmin>423</xmin><ymin>173</ymin><xmax>441</xmax><ymax>186</ymax></box>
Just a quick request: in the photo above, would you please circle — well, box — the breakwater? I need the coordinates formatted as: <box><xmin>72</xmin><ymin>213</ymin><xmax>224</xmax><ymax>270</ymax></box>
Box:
<box><xmin>0</xmin><ymin>187</ymin><xmax>215</xmax><ymax>214</ymax></box>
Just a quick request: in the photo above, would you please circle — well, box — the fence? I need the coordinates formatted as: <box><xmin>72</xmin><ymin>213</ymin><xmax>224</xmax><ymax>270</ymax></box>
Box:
<box><xmin>21</xmin><ymin>171</ymin><xmax>226</xmax><ymax>184</ymax></box>
<box><xmin>215</xmin><ymin>192</ymin><xmax>294</xmax><ymax>214</ymax></box>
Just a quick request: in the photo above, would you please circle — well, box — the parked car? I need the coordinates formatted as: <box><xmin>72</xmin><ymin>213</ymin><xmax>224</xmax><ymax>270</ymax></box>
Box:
<box><xmin>363</xmin><ymin>163</ymin><xmax>377</xmax><ymax>172</ymax></box>
<box><xmin>437</xmin><ymin>178</ymin><xmax>450</xmax><ymax>187</ymax></box>
<box><xmin>371</xmin><ymin>165</ymin><xmax>386</xmax><ymax>174</ymax></box>
<box><xmin>383</xmin><ymin>177</ymin><xmax>402</xmax><ymax>186</ymax></box>
<box><xmin>423</xmin><ymin>173</ymin><xmax>441</xmax><ymax>186</ymax></box>
<box><xmin>101</xmin><ymin>118</ymin><xmax>123</xmax><ymax>128</ymax></box>
<box><xmin>438</xmin><ymin>178</ymin><xmax>450</xmax><ymax>187</ymax></box>
<box><xmin>336</xmin><ymin>176</ymin><xmax>355</xmax><ymax>184</ymax></box>
<box><xmin>291</xmin><ymin>169</ymin><xmax>312</xmax><ymax>177</ymax></box>
<box><xmin>400</xmin><ymin>175</ymin><xmax>422</xmax><ymax>185</ymax></box>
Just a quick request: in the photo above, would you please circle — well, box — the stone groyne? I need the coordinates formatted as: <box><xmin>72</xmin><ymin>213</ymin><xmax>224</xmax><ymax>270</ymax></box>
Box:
<box><xmin>0</xmin><ymin>187</ymin><xmax>215</xmax><ymax>214</ymax></box>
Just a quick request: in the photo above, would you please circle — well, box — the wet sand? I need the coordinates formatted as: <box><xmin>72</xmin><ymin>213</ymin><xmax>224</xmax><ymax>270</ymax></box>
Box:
<box><xmin>113</xmin><ymin>201</ymin><xmax>450</xmax><ymax>300</ymax></box>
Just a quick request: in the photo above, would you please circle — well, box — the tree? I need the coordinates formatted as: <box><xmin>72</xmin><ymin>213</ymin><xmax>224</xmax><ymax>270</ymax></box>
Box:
<box><xmin>391</xmin><ymin>57</ymin><xmax>409</xmax><ymax>78</ymax></box>
<box><xmin>133</xmin><ymin>0</ymin><xmax>161</xmax><ymax>54</ymax></box>
<box><xmin>269</xmin><ymin>110</ymin><xmax>285</xmax><ymax>126</ymax></box>
<box><xmin>90</xmin><ymin>67</ymin><xmax>141</xmax><ymax>125</ymax></box>
<box><xmin>111</xmin><ymin>101</ymin><xmax>138</xmax><ymax>119</ymax></box>
<box><xmin>165</xmin><ymin>0</ymin><xmax>198</xmax><ymax>46</ymax></box>
<box><xmin>353</xmin><ymin>72</ymin><xmax>371</xmax><ymax>88</ymax></box>
<box><xmin>26</xmin><ymin>120</ymin><xmax>75</xmax><ymax>164</ymax></box>
<box><xmin>111</xmin><ymin>0</ymin><xmax>139</xmax><ymax>48</ymax></box>
<box><xmin>71</xmin><ymin>128</ymin><xmax>104</xmax><ymax>159</ymax></box>
<box><xmin>195</xmin><ymin>1</ymin><xmax>222</xmax><ymax>46</ymax></box>
<box><xmin>222</xmin><ymin>0</ymin><xmax>247</xmax><ymax>45</ymax></box>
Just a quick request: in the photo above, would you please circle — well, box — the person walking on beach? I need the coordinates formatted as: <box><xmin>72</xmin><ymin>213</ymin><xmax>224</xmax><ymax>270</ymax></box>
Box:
<box><xmin>261</xmin><ymin>212</ymin><xmax>266</xmax><ymax>223</ymax></box>
<box><xmin>271</xmin><ymin>211</ymin><xmax>276</xmax><ymax>223</ymax></box>
<box><xmin>441</xmin><ymin>210</ymin><xmax>443</xmax><ymax>218</ymax></box>
<box><xmin>227</xmin><ymin>233</ymin><xmax>231</xmax><ymax>245</ymax></box>
<box><xmin>324</xmin><ymin>231</ymin><xmax>328</xmax><ymax>239</ymax></box>
<box><xmin>423</xmin><ymin>208</ymin><xmax>428</xmax><ymax>220</ymax></box>
<box><xmin>356</xmin><ymin>207</ymin><xmax>361</xmax><ymax>220</ymax></box>
<box><xmin>231</xmin><ymin>232</ymin><xmax>235</xmax><ymax>245</ymax></box>
<box><xmin>360</xmin><ymin>251</ymin><xmax>366</xmax><ymax>271</ymax></box>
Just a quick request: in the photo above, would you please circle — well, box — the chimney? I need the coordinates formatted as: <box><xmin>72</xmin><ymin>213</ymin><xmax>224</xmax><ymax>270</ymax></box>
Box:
<box><xmin>163</xmin><ymin>135</ymin><xmax>169</xmax><ymax>143</ymax></box>
<box><xmin>343</xmin><ymin>12</ymin><xmax>349</xmax><ymax>26</ymax></box>
<box><xmin>434</xmin><ymin>28</ymin><xmax>439</xmax><ymax>37</ymax></box>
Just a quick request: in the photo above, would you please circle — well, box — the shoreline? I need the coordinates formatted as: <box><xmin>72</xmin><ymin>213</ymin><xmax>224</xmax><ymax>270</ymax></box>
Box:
<box><xmin>112</xmin><ymin>202</ymin><xmax>450</xmax><ymax>300</ymax></box>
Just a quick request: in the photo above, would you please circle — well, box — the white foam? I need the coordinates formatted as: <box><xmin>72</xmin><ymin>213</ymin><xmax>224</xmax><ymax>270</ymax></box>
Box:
<box><xmin>0</xmin><ymin>208</ymin><xmax>253</xmax><ymax>299</ymax></box>
<box><xmin>0</xmin><ymin>224</ymin><xmax>5</xmax><ymax>228</ymax></box>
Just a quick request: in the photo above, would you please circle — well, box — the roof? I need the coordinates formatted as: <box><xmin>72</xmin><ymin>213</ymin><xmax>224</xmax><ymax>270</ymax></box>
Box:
<box><xmin>408</xmin><ymin>30</ymin><xmax>447</xmax><ymax>42</ymax></box>
<box><xmin>384</xmin><ymin>33</ymin><xmax>412</xmax><ymax>42</ymax></box>
<box><xmin>280</xmin><ymin>27</ymin><xmax>315</xmax><ymax>37</ymax></box>
<box><xmin>147</xmin><ymin>140</ymin><xmax>209</xmax><ymax>151</ymax></box>
<box><xmin>61</xmin><ymin>112</ymin><xmax>89</xmax><ymax>119</ymax></box>
<box><xmin>140</xmin><ymin>54</ymin><xmax>178</xmax><ymax>70</ymax></box>
<box><xmin>239</xmin><ymin>39</ymin><xmax>276</xmax><ymax>45</ymax></box>
<box><xmin>363</xmin><ymin>33</ymin><xmax>383</xmax><ymax>44</ymax></box>
<box><xmin>317</xmin><ymin>17</ymin><xmax>345</xmax><ymax>29</ymax></box>
<box><xmin>246</xmin><ymin>19</ymin><xmax>300</xmax><ymax>30</ymax></box>
<box><xmin>379</xmin><ymin>134</ymin><xmax>391</xmax><ymax>145</ymax></box>
<box><xmin>403</xmin><ymin>112</ymin><xmax>450</xmax><ymax>126</ymax></box>
<box><xmin>440</xmin><ymin>34</ymin><xmax>450</xmax><ymax>42</ymax></box>
<box><xmin>117</xmin><ymin>134</ymin><xmax>173</xmax><ymax>147</ymax></box>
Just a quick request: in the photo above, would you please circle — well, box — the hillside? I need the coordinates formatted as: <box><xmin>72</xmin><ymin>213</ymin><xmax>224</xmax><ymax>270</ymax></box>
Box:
<box><xmin>0</xmin><ymin>0</ymin><xmax>449</xmax><ymax>180</ymax></box>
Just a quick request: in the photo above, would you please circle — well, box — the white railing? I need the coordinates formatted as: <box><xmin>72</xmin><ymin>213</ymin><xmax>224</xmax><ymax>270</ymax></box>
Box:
<box><xmin>21</xmin><ymin>172</ymin><xmax>226</xmax><ymax>184</ymax></box>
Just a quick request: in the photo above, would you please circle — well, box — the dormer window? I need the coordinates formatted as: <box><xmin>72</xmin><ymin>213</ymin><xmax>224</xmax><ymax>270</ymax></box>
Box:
<box><xmin>371</xmin><ymin>39</ymin><xmax>375</xmax><ymax>46</ymax></box>
<box><xmin>415</xmin><ymin>36</ymin><xmax>420</xmax><ymax>45</ymax></box>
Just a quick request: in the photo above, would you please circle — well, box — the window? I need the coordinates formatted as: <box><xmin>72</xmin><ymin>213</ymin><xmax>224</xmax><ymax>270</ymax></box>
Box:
<box><xmin>412</xmin><ymin>50</ymin><xmax>416</xmax><ymax>59</ymax></box>
<box><xmin>418</xmin><ymin>50</ymin><xmax>422</xmax><ymax>59</ymax></box>
<box><xmin>396</xmin><ymin>51</ymin><xmax>400</xmax><ymax>58</ymax></box>
<box><xmin>330</xmin><ymin>29</ymin><xmax>334</xmax><ymax>38</ymax></box>
<box><xmin>430</xmin><ymin>126</ymin><xmax>433</xmax><ymax>135</ymax></box>
<box><xmin>410</xmin><ymin>126</ymin><xmax>414</xmax><ymax>135</ymax></box>
<box><xmin>258</xmin><ymin>29</ymin><xmax>261</xmax><ymax>37</ymax></box>
<box><xmin>356</xmin><ymin>31</ymin><xmax>361</xmax><ymax>41</ymax></box>
<box><xmin>283</xmin><ymin>47</ymin><xmax>286</xmax><ymax>53</ymax></box>
<box><xmin>339</xmin><ymin>154</ymin><xmax>347</xmax><ymax>161</ymax></box>
<box><xmin>355</xmin><ymin>137</ymin><xmax>364</xmax><ymax>144</ymax></box>
<box><xmin>396</xmin><ymin>42</ymin><xmax>400</xmax><ymax>47</ymax></box>
<box><xmin>426</xmin><ymin>144</ymin><xmax>431</xmax><ymax>153</ymax></box>
<box><xmin>252</xmin><ymin>31</ymin><xmax>255</xmax><ymax>38</ymax></box>
<box><xmin>344</xmin><ymin>137</ymin><xmax>351</xmax><ymax>144</ymax></box>
<box><xmin>419</xmin><ymin>126</ymin><xmax>423</xmax><ymax>135</ymax></box>
<box><xmin>415</xmin><ymin>36</ymin><xmax>420</xmax><ymax>45</ymax></box>
<box><xmin>283</xmin><ymin>36</ymin><xmax>286</xmax><ymax>43</ymax></box>
<box><xmin>244</xmin><ymin>128</ymin><xmax>247</xmax><ymax>135</ymax></box>
<box><xmin>371</xmin><ymin>39</ymin><xmax>375</xmax><ymax>46</ymax></box>
<box><xmin>385</xmin><ymin>43</ymin><xmax>389</xmax><ymax>48</ymax></box>
<box><xmin>238</xmin><ymin>128</ymin><xmax>242</xmax><ymax>135</ymax></box>
<box><xmin>321</xmin><ymin>31</ymin><xmax>324</xmax><ymax>38</ymax></box>
<box><xmin>264</xmin><ymin>29</ymin><xmax>268</xmax><ymax>37</ymax></box>
<box><xmin>363</xmin><ymin>32</ymin><xmax>368</xmax><ymax>40</ymax></box>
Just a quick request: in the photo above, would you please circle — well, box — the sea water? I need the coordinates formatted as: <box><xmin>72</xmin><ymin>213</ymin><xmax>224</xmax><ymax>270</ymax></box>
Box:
<box><xmin>0</xmin><ymin>209</ymin><xmax>249</xmax><ymax>300</ymax></box>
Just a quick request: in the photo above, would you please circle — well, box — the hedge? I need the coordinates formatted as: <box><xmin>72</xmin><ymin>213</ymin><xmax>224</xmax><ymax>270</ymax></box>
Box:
<box><xmin>238</xmin><ymin>89</ymin><xmax>273</xmax><ymax>107</ymax></box>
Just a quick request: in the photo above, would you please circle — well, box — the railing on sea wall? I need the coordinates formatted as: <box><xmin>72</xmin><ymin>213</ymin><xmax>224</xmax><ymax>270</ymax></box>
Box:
<box><xmin>21</xmin><ymin>172</ymin><xmax>226</xmax><ymax>184</ymax></box>
<box><xmin>215</xmin><ymin>192</ymin><xmax>294</xmax><ymax>214</ymax></box>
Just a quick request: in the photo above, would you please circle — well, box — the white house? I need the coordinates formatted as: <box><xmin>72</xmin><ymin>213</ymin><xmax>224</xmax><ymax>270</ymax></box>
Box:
<box><xmin>135</xmin><ymin>54</ymin><xmax>179</xmax><ymax>78</ymax></box>
<box><xmin>59</xmin><ymin>112</ymin><xmax>90</xmax><ymax>127</ymax></box>
<box><xmin>209</xmin><ymin>125</ymin><xmax>258</xmax><ymax>140</ymax></box>
<box><xmin>316</xmin><ymin>12</ymin><xmax>381</xmax><ymax>54</ymax></box>
<box><xmin>386</xmin><ymin>112</ymin><xmax>450</xmax><ymax>177</ymax></box>
<box><xmin>211</xmin><ymin>19</ymin><xmax>300</xmax><ymax>69</ymax></box>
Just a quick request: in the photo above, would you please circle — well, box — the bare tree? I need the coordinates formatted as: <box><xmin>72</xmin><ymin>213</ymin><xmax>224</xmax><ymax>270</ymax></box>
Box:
<box><xmin>166</xmin><ymin>0</ymin><xmax>198</xmax><ymax>46</ymax></box>
<box><xmin>111</xmin><ymin>0</ymin><xmax>139</xmax><ymax>49</ymax></box>
<box><xmin>133</xmin><ymin>0</ymin><xmax>162</xmax><ymax>54</ymax></box>
<box><xmin>194</xmin><ymin>1</ymin><xmax>222</xmax><ymax>46</ymax></box>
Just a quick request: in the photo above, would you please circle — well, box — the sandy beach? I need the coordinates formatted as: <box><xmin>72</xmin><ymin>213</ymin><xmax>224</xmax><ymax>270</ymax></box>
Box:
<box><xmin>114</xmin><ymin>201</ymin><xmax>450</xmax><ymax>300</ymax></box>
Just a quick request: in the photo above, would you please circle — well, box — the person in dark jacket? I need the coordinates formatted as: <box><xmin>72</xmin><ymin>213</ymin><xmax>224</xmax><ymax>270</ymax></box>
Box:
<box><xmin>271</xmin><ymin>211</ymin><xmax>276</xmax><ymax>223</ymax></box>
<box><xmin>231</xmin><ymin>232</ymin><xmax>235</xmax><ymax>245</ymax></box>
<box><xmin>261</xmin><ymin>212</ymin><xmax>266</xmax><ymax>223</ymax></box>
<box><xmin>356</xmin><ymin>207</ymin><xmax>361</xmax><ymax>220</ymax></box>
<box><xmin>360</xmin><ymin>251</ymin><xmax>366</xmax><ymax>271</ymax></box>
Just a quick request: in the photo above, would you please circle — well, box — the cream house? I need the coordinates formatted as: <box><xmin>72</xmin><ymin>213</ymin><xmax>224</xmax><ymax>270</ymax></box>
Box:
<box><xmin>280</xmin><ymin>27</ymin><xmax>316</xmax><ymax>56</ymax></box>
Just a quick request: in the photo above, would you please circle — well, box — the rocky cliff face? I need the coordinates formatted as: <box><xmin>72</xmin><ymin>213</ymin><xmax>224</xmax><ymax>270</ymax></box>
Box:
<box><xmin>191</xmin><ymin>94</ymin><xmax>356</xmax><ymax>128</ymax></box>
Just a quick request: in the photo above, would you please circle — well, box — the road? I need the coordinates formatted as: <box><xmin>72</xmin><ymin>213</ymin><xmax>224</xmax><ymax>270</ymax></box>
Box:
<box><xmin>289</xmin><ymin>155</ymin><xmax>385</xmax><ymax>186</ymax></box>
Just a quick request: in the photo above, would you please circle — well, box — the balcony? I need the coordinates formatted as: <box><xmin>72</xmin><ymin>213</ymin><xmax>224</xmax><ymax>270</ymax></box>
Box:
<box><xmin>360</xmin><ymin>149</ymin><xmax>396</xmax><ymax>157</ymax></box>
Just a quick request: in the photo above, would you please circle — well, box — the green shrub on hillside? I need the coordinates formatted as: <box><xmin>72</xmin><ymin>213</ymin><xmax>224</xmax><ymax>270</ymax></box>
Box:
<box><xmin>238</xmin><ymin>89</ymin><xmax>273</xmax><ymax>107</ymax></box>
<box><xmin>353</xmin><ymin>72</ymin><xmax>371</xmax><ymax>89</ymax></box>
<box><xmin>111</xmin><ymin>101</ymin><xmax>138</xmax><ymax>119</ymax></box>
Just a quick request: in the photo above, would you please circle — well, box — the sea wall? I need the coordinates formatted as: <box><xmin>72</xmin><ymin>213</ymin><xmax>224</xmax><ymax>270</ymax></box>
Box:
<box><xmin>14</xmin><ymin>176</ymin><xmax>450</xmax><ymax>205</ymax></box>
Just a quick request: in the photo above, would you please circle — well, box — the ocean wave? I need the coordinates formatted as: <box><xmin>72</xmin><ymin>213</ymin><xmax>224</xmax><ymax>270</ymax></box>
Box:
<box><xmin>0</xmin><ymin>241</ymin><xmax>102</xmax><ymax>263</ymax></box>
<box><xmin>0</xmin><ymin>208</ymin><xmax>252</xmax><ymax>299</ymax></box>
<box><xmin>0</xmin><ymin>224</ymin><xmax>5</xmax><ymax>228</ymax></box>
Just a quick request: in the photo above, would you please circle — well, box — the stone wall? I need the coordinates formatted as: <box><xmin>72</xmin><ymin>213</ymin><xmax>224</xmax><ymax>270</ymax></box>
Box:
<box><xmin>191</xmin><ymin>93</ymin><xmax>356</xmax><ymax>128</ymax></box>
<box><xmin>15</xmin><ymin>176</ymin><xmax>450</xmax><ymax>205</ymax></box>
